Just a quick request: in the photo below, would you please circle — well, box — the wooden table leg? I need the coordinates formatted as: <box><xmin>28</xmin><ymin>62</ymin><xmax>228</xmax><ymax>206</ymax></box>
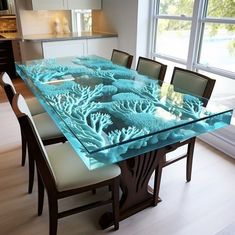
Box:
<box><xmin>99</xmin><ymin>149</ymin><xmax>165</xmax><ymax>229</ymax></box>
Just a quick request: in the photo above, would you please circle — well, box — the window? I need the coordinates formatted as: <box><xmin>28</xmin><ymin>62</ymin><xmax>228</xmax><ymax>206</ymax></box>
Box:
<box><xmin>197</xmin><ymin>1</ymin><xmax>235</xmax><ymax>73</ymax></box>
<box><xmin>153</xmin><ymin>0</ymin><xmax>194</xmax><ymax>61</ymax></box>
<box><xmin>71</xmin><ymin>10</ymin><xmax>92</xmax><ymax>33</ymax></box>
<box><xmin>151</xmin><ymin>0</ymin><xmax>235</xmax><ymax>80</ymax></box>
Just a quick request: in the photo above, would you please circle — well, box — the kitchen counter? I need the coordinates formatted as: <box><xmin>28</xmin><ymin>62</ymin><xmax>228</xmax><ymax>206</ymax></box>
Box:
<box><xmin>0</xmin><ymin>32</ymin><xmax>118</xmax><ymax>41</ymax></box>
<box><xmin>0</xmin><ymin>15</ymin><xmax>16</xmax><ymax>19</ymax></box>
<box><xmin>0</xmin><ymin>32</ymin><xmax>21</xmax><ymax>40</ymax></box>
<box><xmin>23</xmin><ymin>32</ymin><xmax>118</xmax><ymax>42</ymax></box>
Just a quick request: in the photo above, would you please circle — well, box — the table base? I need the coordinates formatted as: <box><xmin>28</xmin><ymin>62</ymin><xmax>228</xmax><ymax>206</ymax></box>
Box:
<box><xmin>99</xmin><ymin>149</ymin><xmax>165</xmax><ymax>229</ymax></box>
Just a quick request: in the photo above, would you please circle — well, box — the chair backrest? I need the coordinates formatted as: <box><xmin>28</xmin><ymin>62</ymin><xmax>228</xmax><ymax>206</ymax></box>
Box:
<box><xmin>0</xmin><ymin>72</ymin><xmax>16</xmax><ymax>103</ymax></box>
<box><xmin>111</xmin><ymin>49</ymin><xmax>133</xmax><ymax>69</ymax></box>
<box><xmin>136</xmin><ymin>57</ymin><xmax>167</xmax><ymax>81</ymax></box>
<box><xmin>171</xmin><ymin>67</ymin><xmax>216</xmax><ymax>105</ymax></box>
<box><xmin>12</xmin><ymin>93</ymin><xmax>57</xmax><ymax>193</ymax></box>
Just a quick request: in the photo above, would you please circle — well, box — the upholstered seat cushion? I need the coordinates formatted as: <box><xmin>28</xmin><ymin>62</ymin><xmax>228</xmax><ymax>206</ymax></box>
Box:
<box><xmin>46</xmin><ymin>143</ymin><xmax>121</xmax><ymax>192</ymax></box>
<box><xmin>172</xmin><ymin>70</ymin><xmax>208</xmax><ymax>96</ymax></box>
<box><xmin>112</xmin><ymin>53</ymin><xmax>129</xmax><ymax>67</ymax></box>
<box><xmin>138</xmin><ymin>60</ymin><xmax>161</xmax><ymax>79</ymax></box>
<box><xmin>26</xmin><ymin>97</ymin><xmax>45</xmax><ymax>116</ymax></box>
<box><xmin>33</xmin><ymin>113</ymin><xmax>63</xmax><ymax>139</ymax></box>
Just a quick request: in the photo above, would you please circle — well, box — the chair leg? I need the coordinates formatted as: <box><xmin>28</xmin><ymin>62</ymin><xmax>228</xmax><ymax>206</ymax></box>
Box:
<box><xmin>28</xmin><ymin>148</ymin><xmax>35</xmax><ymax>194</ymax></box>
<box><xmin>21</xmin><ymin>131</ymin><xmax>27</xmax><ymax>166</ymax></box>
<box><xmin>37</xmin><ymin>171</ymin><xmax>44</xmax><ymax>216</ymax></box>
<box><xmin>153</xmin><ymin>158</ymin><xmax>163</xmax><ymax>206</ymax></box>
<box><xmin>48</xmin><ymin>197</ymin><xmax>58</xmax><ymax>235</ymax></box>
<box><xmin>112</xmin><ymin>177</ymin><xmax>119</xmax><ymax>230</ymax></box>
<box><xmin>186</xmin><ymin>138</ymin><xmax>196</xmax><ymax>182</ymax></box>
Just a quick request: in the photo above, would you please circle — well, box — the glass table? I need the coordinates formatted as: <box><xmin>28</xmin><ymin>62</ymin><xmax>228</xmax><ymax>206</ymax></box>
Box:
<box><xmin>16</xmin><ymin>55</ymin><xmax>233</xmax><ymax>226</ymax></box>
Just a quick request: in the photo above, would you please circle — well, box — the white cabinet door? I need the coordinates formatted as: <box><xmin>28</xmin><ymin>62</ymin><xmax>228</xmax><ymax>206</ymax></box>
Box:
<box><xmin>67</xmin><ymin>0</ymin><xmax>101</xmax><ymax>9</ymax></box>
<box><xmin>27</xmin><ymin>0</ymin><xmax>101</xmax><ymax>10</ymax></box>
<box><xmin>28</xmin><ymin>0</ymin><xmax>66</xmax><ymax>10</ymax></box>
<box><xmin>87</xmin><ymin>37</ymin><xmax>118</xmax><ymax>59</ymax></box>
<box><xmin>42</xmin><ymin>40</ymin><xmax>87</xmax><ymax>59</ymax></box>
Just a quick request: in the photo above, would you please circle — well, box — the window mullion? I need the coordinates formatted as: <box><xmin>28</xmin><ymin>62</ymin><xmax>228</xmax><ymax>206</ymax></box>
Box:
<box><xmin>193</xmin><ymin>0</ymin><xmax>208</xmax><ymax>71</ymax></box>
<box><xmin>156</xmin><ymin>15</ymin><xmax>192</xmax><ymax>21</ymax></box>
<box><xmin>149</xmin><ymin>0</ymin><xmax>159</xmax><ymax>58</ymax></box>
<box><xmin>195</xmin><ymin>64</ymin><xmax>235</xmax><ymax>80</ymax></box>
<box><xmin>187</xmin><ymin>0</ymin><xmax>205</xmax><ymax>71</ymax></box>
<box><xmin>201</xmin><ymin>17</ymin><xmax>235</xmax><ymax>24</ymax></box>
<box><xmin>152</xmin><ymin>52</ymin><xmax>187</xmax><ymax>65</ymax></box>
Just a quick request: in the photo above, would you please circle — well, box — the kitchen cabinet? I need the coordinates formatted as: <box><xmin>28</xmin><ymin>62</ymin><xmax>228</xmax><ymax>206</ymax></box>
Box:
<box><xmin>26</xmin><ymin>0</ymin><xmax>65</xmax><ymax>10</ymax></box>
<box><xmin>87</xmin><ymin>37</ymin><xmax>118</xmax><ymax>59</ymax></box>
<box><xmin>42</xmin><ymin>37</ymin><xmax>117</xmax><ymax>59</ymax></box>
<box><xmin>11</xmin><ymin>40</ymin><xmax>22</xmax><ymax>62</ymax></box>
<box><xmin>21</xmin><ymin>35</ymin><xmax>117</xmax><ymax>60</ymax></box>
<box><xmin>0</xmin><ymin>40</ymin><xmax>16</xmax><ymax>78</ymax></box>
<box><xmin>26</xmin><ymin>0</ymin><xmax>101</xmax><ymax>10</ymax></box>
<box><xmin>67</xmin><ymin>0</ymin><xmax>101</xmax><ymax>9</ymax></box>
<box><xmin>42</xmin><ymin>40</ymin><xmax>87</xmax><ymax>58</ymax></box>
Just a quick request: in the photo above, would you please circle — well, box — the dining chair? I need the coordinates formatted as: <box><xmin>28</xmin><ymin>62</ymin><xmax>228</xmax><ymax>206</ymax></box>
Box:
<box><xmin>171</xmin><ymin>67</ymin><xmax>216</xmax><ymax>106</ymax></box>
<box><xmin>0</xmin><ymin>72</ymin><xmax>45</xmax><ymax>115</ymax></box>
<box><xmin>111</xmin><ymin>49</ymin><xmax>133</xmax><ymax>69</ymax></box>
<box><xmin>0</xmin><ymin>72</ymin><xmax>66</xmax><ymax>193</ymax></box>
<box><xmin>12</xmin><ymin>93</ymin><xmax>120</xmax><ymax>235</ymax></box>
<box><xmin>158</xmin><ymin>67</ymin><xmax>216</xmax><ymax>187</ymax></box>
<box><xmin>136</xmin><ymin>57</ymin><xmax>167</xmax><ymax>81</ymax></box>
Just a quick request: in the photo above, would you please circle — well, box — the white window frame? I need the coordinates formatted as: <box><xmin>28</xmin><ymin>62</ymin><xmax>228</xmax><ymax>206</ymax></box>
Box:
<box><xmin>150</xmin><ymin>0</ymin><xmax>235</xmax><ymax>80</ymax></box>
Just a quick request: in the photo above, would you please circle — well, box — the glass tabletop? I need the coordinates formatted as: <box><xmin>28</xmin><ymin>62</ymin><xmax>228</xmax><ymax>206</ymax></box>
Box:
<box><xmin>16</xmin><ymin>56</ymin><xmax>233</xmax><ymax>169</ymax></box>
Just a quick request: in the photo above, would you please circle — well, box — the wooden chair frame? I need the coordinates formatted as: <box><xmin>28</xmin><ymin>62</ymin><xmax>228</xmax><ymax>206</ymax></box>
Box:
<box><xmin>13</xmin><ymin>94</ymin><xmax>120</xmax><ymax>235</ymax></box>
<box><xmin>136</xmin><ymin>57</ymin><xmax>167</xmax><ymax>81</ymax></box>
<box><xmin>0</xmin><ymin>73</ymin><xmax>66</xmax><ymax>193</ymax></box>
<box><xmin>161</xmin><ymin>67</ymin><xmax>216</xmax><ymax>181</ymax></box>
<box><xmin>111</xmin><ymin>49</ymin><xmax>133</xmax><ymax>69</ymax></box>
<box><xmin>171</xmin><ymin>67</ymin><xmax>216</xmax><ymax>106</ymax></box>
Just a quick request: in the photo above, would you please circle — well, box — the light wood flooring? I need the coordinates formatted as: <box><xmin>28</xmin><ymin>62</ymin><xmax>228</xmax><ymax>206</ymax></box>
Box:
<box><xmin>1</xmin><ymin>79</ymin><xmax>235</xmax><ymax>235</ymax></box>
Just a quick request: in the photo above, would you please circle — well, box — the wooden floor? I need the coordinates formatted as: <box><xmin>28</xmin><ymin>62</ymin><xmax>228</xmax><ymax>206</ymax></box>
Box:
<box><xmin>1</xmin><ymin>80</ymin><xmax>235</xmax><ymax>235</ymax></box>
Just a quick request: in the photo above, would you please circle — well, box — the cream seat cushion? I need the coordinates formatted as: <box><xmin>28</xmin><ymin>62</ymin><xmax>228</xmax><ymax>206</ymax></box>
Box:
<box><xmin>46</xmin><ymin>143</ymin><xmax>121</xmax><ymax>192</ymax></box>
<box><xmin>138</xmin><ymin>60</ymin><xmax>161</xmax><ymax>79</ymax></box>
<box><xmin>33</xmin><ymin>112</ymin><xmax>63</xmax><ymax>139</ymax></box>
<box><xmin>26</xmin><ymin>97</ymin><xmax>45</xmax><ymax>116</ymax></box>
<box><xmin>173</xmin><ymin>70</ymin><xmax>208</xmax><ymax>96</ymax></box>
<box><xmin>112</xmin><ymin>53</ymin><xmax>129</xmax><ymax>67</ymax></box>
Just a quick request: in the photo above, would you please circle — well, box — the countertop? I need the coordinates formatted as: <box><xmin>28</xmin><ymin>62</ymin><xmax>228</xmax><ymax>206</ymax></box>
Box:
<box><xmin>23</xmin><ymin>32</ymin><xmax>118</xmax><ymax>42</ymax></box>
<box><xmin>0</xmin><ymin>31</ymin><xmax>117</xmax><ymax>42</ymax></box>
<box><xmin>0</xmin><ymin>32</ymin><xmax>21</xmax><ymax>41</ymax></box>
<box><xmin>0</xmin><ymin>15</ymin><xmax>16</xmax><ymax>19</ymax></box>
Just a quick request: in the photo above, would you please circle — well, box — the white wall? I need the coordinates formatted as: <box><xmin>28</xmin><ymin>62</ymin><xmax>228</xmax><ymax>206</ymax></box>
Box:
<box><xmin>96</xmin><ymin>0</ymin><xmax>151</xmax><ymax>66</ymax></box>
<box><xmin>136</xmin><ymin>0</ymin><xmax>151</xmax><ymax>60</ymax></box>
<box><xmin>101</xmin><ymin>0</ymin><xmax>138</xmax><ymax>64</ymax></box>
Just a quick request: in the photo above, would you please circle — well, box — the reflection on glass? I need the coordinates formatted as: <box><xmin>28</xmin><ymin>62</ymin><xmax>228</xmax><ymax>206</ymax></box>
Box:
<box><xmin>155</xmin><ymin>19</ymin><xmax>191</xmax><ymax>60</ymax></box>
<box><xmin>160</xmin><ymin>83</ymin><xmax>184</xmax><ymax>105</ymax></box>
<box><xmin>199</xmin><ymin>23</ymin><xmax>235</xmax><ymax>73</ymax></box>
<box><xmin>207</xmin><ymin>0</ymin><xmax>235</xmax><ymax>18</ymax></box>
<box><xmin>159</xmin><ymin>0</ymin><xmax>194</xmax><ymax>16</ymax></box>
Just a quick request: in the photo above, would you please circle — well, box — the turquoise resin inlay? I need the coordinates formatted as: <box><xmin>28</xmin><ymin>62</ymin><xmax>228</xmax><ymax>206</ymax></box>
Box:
<box><xmin>16</xmin><ymin>56</ymin><xmax>233</xmax><ymax>169</ymax></box>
